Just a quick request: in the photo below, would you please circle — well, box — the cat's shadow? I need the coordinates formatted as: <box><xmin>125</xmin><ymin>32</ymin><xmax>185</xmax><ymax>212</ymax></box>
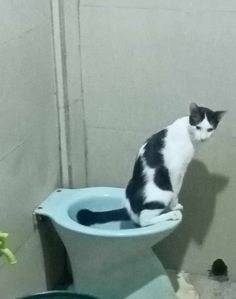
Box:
<box><xmin>154</xmin><ymin>159</ymin><xmax>229</xmax><ymax>291</ymax></box>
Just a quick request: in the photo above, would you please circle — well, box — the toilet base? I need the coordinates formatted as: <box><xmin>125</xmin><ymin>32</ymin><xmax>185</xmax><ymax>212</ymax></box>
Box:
<box><xmin>35</xmin><ymin>187</ymin><xmax>181</xmax><ymax>298</ymax></box>
<box><xmin>70</xmin><ymin>247</ymin><xmax>177</xmax><ymax>299</ymax></box>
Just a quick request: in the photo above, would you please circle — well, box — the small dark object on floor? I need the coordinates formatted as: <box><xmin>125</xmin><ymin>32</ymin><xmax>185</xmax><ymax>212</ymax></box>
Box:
<box><xmin>209</xmin><ymin>258</ymin><xmax>228</xmax><ymax>280</ymax></box>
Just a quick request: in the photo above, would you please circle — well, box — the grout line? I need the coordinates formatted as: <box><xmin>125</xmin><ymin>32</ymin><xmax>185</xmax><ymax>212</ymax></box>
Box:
<box><xmin>50</xmin><ymin>0</ymin><xmax>63</xmax><ymax>187</ymax></box>
<box><xmin>50</xmin><ymin>0</ymin><xmax>71</xmax><ymax>188</ymax></box>
<box><xmin>80</xmin><ymin>4</ymin><xmax>187</xmax><ymax>12</ymax></box>
<box><xmin>86</xmin><ymin>124</ymin><xmax>155</xmax><ymax>135</ymax></box>
<box><xmin>80</xmin><ymin>4</ymin><xmax>236</xmax><ymax>14</ymax></box>
<box><xmin>0</xmin><ymin>136</ymin><xmax>32</xmax><ymax>164</ymax></box>
<box><xmin>0</xmin><ymin>28</ymin><xmax>35</xmax><ymax>49</ymax></box>
<box><xmin>58</xmin><ymin>0</ymin><xmax>73</xmax><ymax>188</ymax></box>
<box><xmin>0</xmin><ymin>143</ymin><xmax>24</xmax><ymax>164</ymax></box>
<box><xmin>77</xmin><ymin>0</ymin><xmax>89</xmax><ymax>187</ymax></box>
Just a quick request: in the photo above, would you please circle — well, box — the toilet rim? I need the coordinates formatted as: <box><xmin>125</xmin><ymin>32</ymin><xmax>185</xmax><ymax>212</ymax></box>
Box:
<box><xmin>35</xmin><ymin>187</ymin><xmax>182</xmax><ymax>238</ymax></box>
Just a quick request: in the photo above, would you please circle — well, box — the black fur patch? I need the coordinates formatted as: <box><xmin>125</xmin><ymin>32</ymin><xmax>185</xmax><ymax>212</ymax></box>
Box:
<box><xmin>143</xmin><ymin>201</ymin><xmax>166</xmax><ymax>210</ymax></box>
<box><xmin>126</xmin><ymin>156</ymin><xmax>146</xmax><ymax>214</ymax></box>
<box><xmin>154</xmin><ymin>166</ymin><xmax>172</xmax><ymax>191</ymax></box>
<box><xmin>143</xmin><ymin>129</ymin><xmax>172</xmax><ymax>191</ymax></box>
<box><xmin>205</xmin><ymin>109</ymin><xmax>221</xmax><ymax>128</ymax></box>
<box><xmin>190</xmin><ymin>105</ymin><xmax>222</xmax><ymax>129</ymax></box>
<box><xmin>143</xmin><ymin>129</ymin><xmax>167</xmax><ymax>168</ymax></box>
<box><xmin>126</xmin><ymin>129</ymin><xmax>172</xmax><ymax>214</ymax></box>
<box><xmin>77</xmin><ymin>208</ymin><xmax>129</xmax><ymax>226</ymax></box>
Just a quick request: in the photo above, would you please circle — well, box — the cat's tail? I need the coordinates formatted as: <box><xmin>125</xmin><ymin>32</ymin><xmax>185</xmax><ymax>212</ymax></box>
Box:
<box><xmin>76</xmin><ymin>208</ymin><xmax>130</xmax><ymax>226</ymax></box>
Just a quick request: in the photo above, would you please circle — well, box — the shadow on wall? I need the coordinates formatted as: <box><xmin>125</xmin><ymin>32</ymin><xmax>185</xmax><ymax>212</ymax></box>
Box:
<box><xmin>154</xmin><ymin>159</ymin><xmax>229</xmax><ymax>274</ymax></box>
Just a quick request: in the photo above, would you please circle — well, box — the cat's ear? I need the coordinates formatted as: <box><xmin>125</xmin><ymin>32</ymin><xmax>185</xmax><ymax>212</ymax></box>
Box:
<box><xmin>190</xmin><ymin>103</ymin><xmax>199</xmax><ymax>114</ymax></box>
<box><xmin>189</xmin><ymin>103</ymin><xmax>201</xmax><ymax>124</ymax></box>
<box><xmin>215</xmin><ymin>110</ymin><xmax>227</xmax><ymax>122</ymax></box>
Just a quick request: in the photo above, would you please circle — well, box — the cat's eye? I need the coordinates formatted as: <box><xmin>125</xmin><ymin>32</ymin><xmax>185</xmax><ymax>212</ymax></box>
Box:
<box><xmin>207</xmin><ymin>128</ymin><xmax>214</xmax><ymax>132</ymax></box>
<box><xmin>196</xmin><ymin>126</ymin><xmax>201</xmax><ymax>130</ymax></box>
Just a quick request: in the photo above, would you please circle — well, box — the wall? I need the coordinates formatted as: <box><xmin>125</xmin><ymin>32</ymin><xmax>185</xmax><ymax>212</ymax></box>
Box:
<box><xmin>77</xmin><ymin>0</ymin><xmax>236</xmax><ymax>278</ymax></box>
<box><xmin>0</xmin><ymin>1</ymin><xmax>61</xmax><ymax>298</ymax></box>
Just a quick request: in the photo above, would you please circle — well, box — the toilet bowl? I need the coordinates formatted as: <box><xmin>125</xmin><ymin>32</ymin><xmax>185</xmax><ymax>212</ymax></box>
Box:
<box><xmin>36</xmin><ymin>187</ymin><xmax>182</xmax><ymax>299</ymax></box>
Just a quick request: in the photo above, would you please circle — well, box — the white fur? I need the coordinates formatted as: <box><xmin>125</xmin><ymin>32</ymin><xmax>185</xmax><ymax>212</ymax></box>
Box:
<box><xmin>139</xmin><ymin>117</ymin><xmax>195</xmax><ymax>226</ymax></box>
<box><xmin>139</xmin><ymin>210</ymin><xmax>182</xmax><ymax>227</ymax></box>
<box><xmin>165</xmin><ymin>117</ymin><xmax>194</xmax><ymax>201</ymax></box>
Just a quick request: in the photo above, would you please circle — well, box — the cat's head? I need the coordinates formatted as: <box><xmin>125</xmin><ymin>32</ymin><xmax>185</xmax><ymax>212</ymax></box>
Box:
<box><xmin>189</xmin><ymin>103</ymin><xmax>226</xmax><ymax>142</ymax></box>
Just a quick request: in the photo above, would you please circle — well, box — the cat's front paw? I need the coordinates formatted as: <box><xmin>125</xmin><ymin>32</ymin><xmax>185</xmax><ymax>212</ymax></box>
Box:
<box><xmin>169</xmin><ymin>210</ymin><xmax>182</xmax><ymax>221</ymax></box>
<box><xmin>173</xmin><ymin>203</ymin><xmax>183</xmax><ymax>211</ymax></box>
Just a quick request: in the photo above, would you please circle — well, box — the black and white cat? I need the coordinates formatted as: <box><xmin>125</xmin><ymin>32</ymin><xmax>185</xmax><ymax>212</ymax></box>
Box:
<box><xmin>77</xmin><ymin>103</ymin><xmax>225</xmax><ymax>227</ymax></box>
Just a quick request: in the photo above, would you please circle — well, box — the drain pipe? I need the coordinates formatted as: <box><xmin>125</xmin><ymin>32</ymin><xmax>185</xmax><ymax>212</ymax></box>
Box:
<box><xmin>51</xmin><ymin>0</ymin><xmax>71</xmax><ymax>187</ymax></box>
